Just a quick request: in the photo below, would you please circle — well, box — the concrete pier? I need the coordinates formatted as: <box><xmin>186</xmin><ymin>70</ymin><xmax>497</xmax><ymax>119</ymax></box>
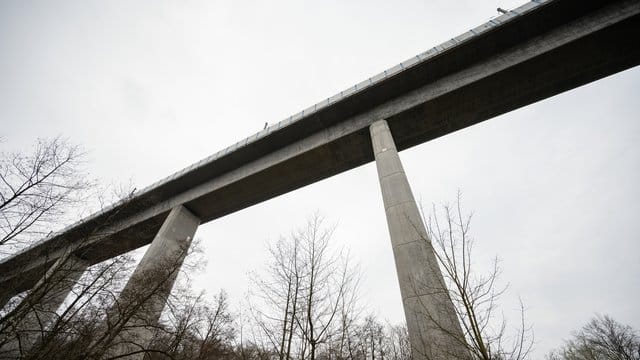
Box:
<box><xmin>370</xmin><ymin>119</ymin><xmax>468</xmax><ymax>360</ymax></box>
<box><xmin>108</xmin><ymin>205</ymin><xmax>200</xmax><ymax>359</ymax></box>
<box><xmin>0</xmin><ymin>253</ymin><xmax>88</xmax><ymax>357</ymax></box>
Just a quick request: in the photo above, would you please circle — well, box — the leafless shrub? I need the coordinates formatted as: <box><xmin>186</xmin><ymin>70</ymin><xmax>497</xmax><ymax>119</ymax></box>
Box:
<box><xmin>547</xmin><ymin>314</ymin><xmax>640</xmax><ymax>360</ymax></box>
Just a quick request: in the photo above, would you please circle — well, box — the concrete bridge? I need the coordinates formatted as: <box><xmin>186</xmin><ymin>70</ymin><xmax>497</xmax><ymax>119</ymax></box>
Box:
<box><xmin>1</xmin><ymin>0</ymin><xmax>639</xmax><ymax>358</ymax></box>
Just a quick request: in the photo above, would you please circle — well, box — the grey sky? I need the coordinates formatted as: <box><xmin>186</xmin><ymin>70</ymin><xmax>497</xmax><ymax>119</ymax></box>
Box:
<box><xmin>1</xmin><ymin>0</ymin><xmax>639</xmax><ymax>357</ymax></box>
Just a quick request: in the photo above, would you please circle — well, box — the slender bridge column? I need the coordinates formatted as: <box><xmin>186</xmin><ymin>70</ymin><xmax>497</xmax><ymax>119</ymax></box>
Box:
<box><xmin>370</xmin><ymin>119</ymin><xmax>468</xmax><ymax>360</ymax></box>
<box><xmin>0</xmin><ymin>253</ymin><xmax>88</xmax><ymax>357</ymax></box>
<box><xmin>108</xmin><ymin>205</ymin><xmax>200</xmax><ymax>359</ymax></box>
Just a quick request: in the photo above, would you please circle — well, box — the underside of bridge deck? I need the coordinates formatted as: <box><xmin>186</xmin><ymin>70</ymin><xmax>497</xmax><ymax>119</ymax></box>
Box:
<box><xmin>1</xmin><ymin>0</ymin><xmax>639</xmax><ymax>296</ymax></box>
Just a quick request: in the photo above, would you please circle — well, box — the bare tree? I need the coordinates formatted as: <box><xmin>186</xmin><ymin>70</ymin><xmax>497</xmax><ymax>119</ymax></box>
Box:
<box><xmin>249</xmin><ymin>233</ymin><xmax>304</xmax><ymax>360</ymax></box>
<box><xmin>295</xmin><ymin>216</ymin><xmax>361</xmax><ymax>360</ymax></box>
<box><xmin>0</xmin><ymin>240</ymin><xmax>213</xmax><ymax>360</ymax></box>
<box><xmin>249</xmin><ymin>215</ymin><xmax>360</xmax><ymax>360</ymax></box>
<box><xmin>0</xmin><ymin>250</ymin><xmax>136</xmax><ymax>360</ymax></box>
<box><xmin>145</xmin><ymin>289</ymin><xmax>236</xmax><ymax>360</ymax></box>
<box><xmin>0</xmin><ymin>137</ymin><xmax>92</xmax><ymax>255</ymax></box>
<box><xmin>385</xmin><ymin>322</ymin><xmax>412</xmax><ymax>360</ymax></box>
<box><xmin>0</xmin><ymin>201</ymin><xmax>207</xmax><ymax>360</ymax></box>
<box><xmin>0</xmin><ymin>182</ymin><xmax>145</xmax><ymax>359</ymax></box>
<box><xmin>316</xmin><ymin>315</ymin><xmax>412</xmax><ymax>360</ymax></box>
<box><xmin>547</xmin><ymin>314</ymin><xmax>640</xmax><ymax>360</ymax></box>
<box><xmin>0</xmin><ymin>138</ymin><xmax>244</xmax><ymax>359</ymax></box>
<box><xmin>327</xmin><ymin>270</ymin><xmax>362</xmax><ymax>360</ymax></box>
<box><xmin>360</xmin><ymin>314</ymin><xmax>387</xmax><ymax>360</ymax></box>
<box><xmin>420</xmin><ymin>192</ymin><xmax>533</xmax><ymax>360</ymax></box>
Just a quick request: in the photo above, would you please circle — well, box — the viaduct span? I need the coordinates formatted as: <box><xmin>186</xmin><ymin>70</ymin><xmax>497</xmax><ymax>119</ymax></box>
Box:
<box><xmin>1</xmin><ymin>0</ymin><xmax>639</xmax><ymax>358</ymax></box>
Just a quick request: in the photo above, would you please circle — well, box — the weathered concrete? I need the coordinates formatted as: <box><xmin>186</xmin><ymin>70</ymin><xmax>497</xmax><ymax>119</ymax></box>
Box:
<box><xmin>106</xmin><ymin>205</ymin><xmax>200</xmax><ymax>359</ymax></box>
<box><xmin>370</xmin><ymin>119</ymin><xmax>468</xmax><ymax>360</ymax></box>
<box><xmin>1</xmin><ymin>0</ymin><xmax>639</xmax><ymax>295</ymax></box>
<box><xmin>0</xmin><ymin>254</ymin><xmax>88</xmax><ymax>357</ymax></box>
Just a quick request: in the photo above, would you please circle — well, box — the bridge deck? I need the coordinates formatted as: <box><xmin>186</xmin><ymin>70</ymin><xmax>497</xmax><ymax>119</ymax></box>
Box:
<box><xmin>2</xmin><ymin>0</ymin><xmax>639</xmax><ymax>293</ymax></box>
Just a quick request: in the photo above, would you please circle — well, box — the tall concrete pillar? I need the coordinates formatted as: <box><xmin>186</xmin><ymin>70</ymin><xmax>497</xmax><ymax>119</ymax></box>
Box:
<box><xmin>370</xmin><ymin>119</ymin><xmax>469</xmax><ymax>360</ymax></box>
<box><xmin>0</xmin><ymin>253</ymin><xmax>88</xmax><ymax>357</ymax></box>
<box><xmin>108</xmin><ymin>205</ymin><xmax>200</xmax><ymax>359</ymax></box>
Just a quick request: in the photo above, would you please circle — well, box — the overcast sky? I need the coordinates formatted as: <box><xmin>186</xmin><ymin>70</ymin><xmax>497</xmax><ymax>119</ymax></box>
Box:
<box><xmin>1</xmin><ymin>0</ymin><xmax>639</xmax><ymax>357</ymax></box>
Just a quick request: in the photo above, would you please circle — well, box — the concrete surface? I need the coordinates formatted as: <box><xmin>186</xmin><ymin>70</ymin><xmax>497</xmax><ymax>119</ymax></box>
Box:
<box><xmin>370</xmin><ymin>120</ymin><xmax>469</xmax><ymax>360</ymax></box>
<box><xmin>105</xmin><ymin>205</ymin><xmax>200</xmax><ymax>359</ymax></box>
